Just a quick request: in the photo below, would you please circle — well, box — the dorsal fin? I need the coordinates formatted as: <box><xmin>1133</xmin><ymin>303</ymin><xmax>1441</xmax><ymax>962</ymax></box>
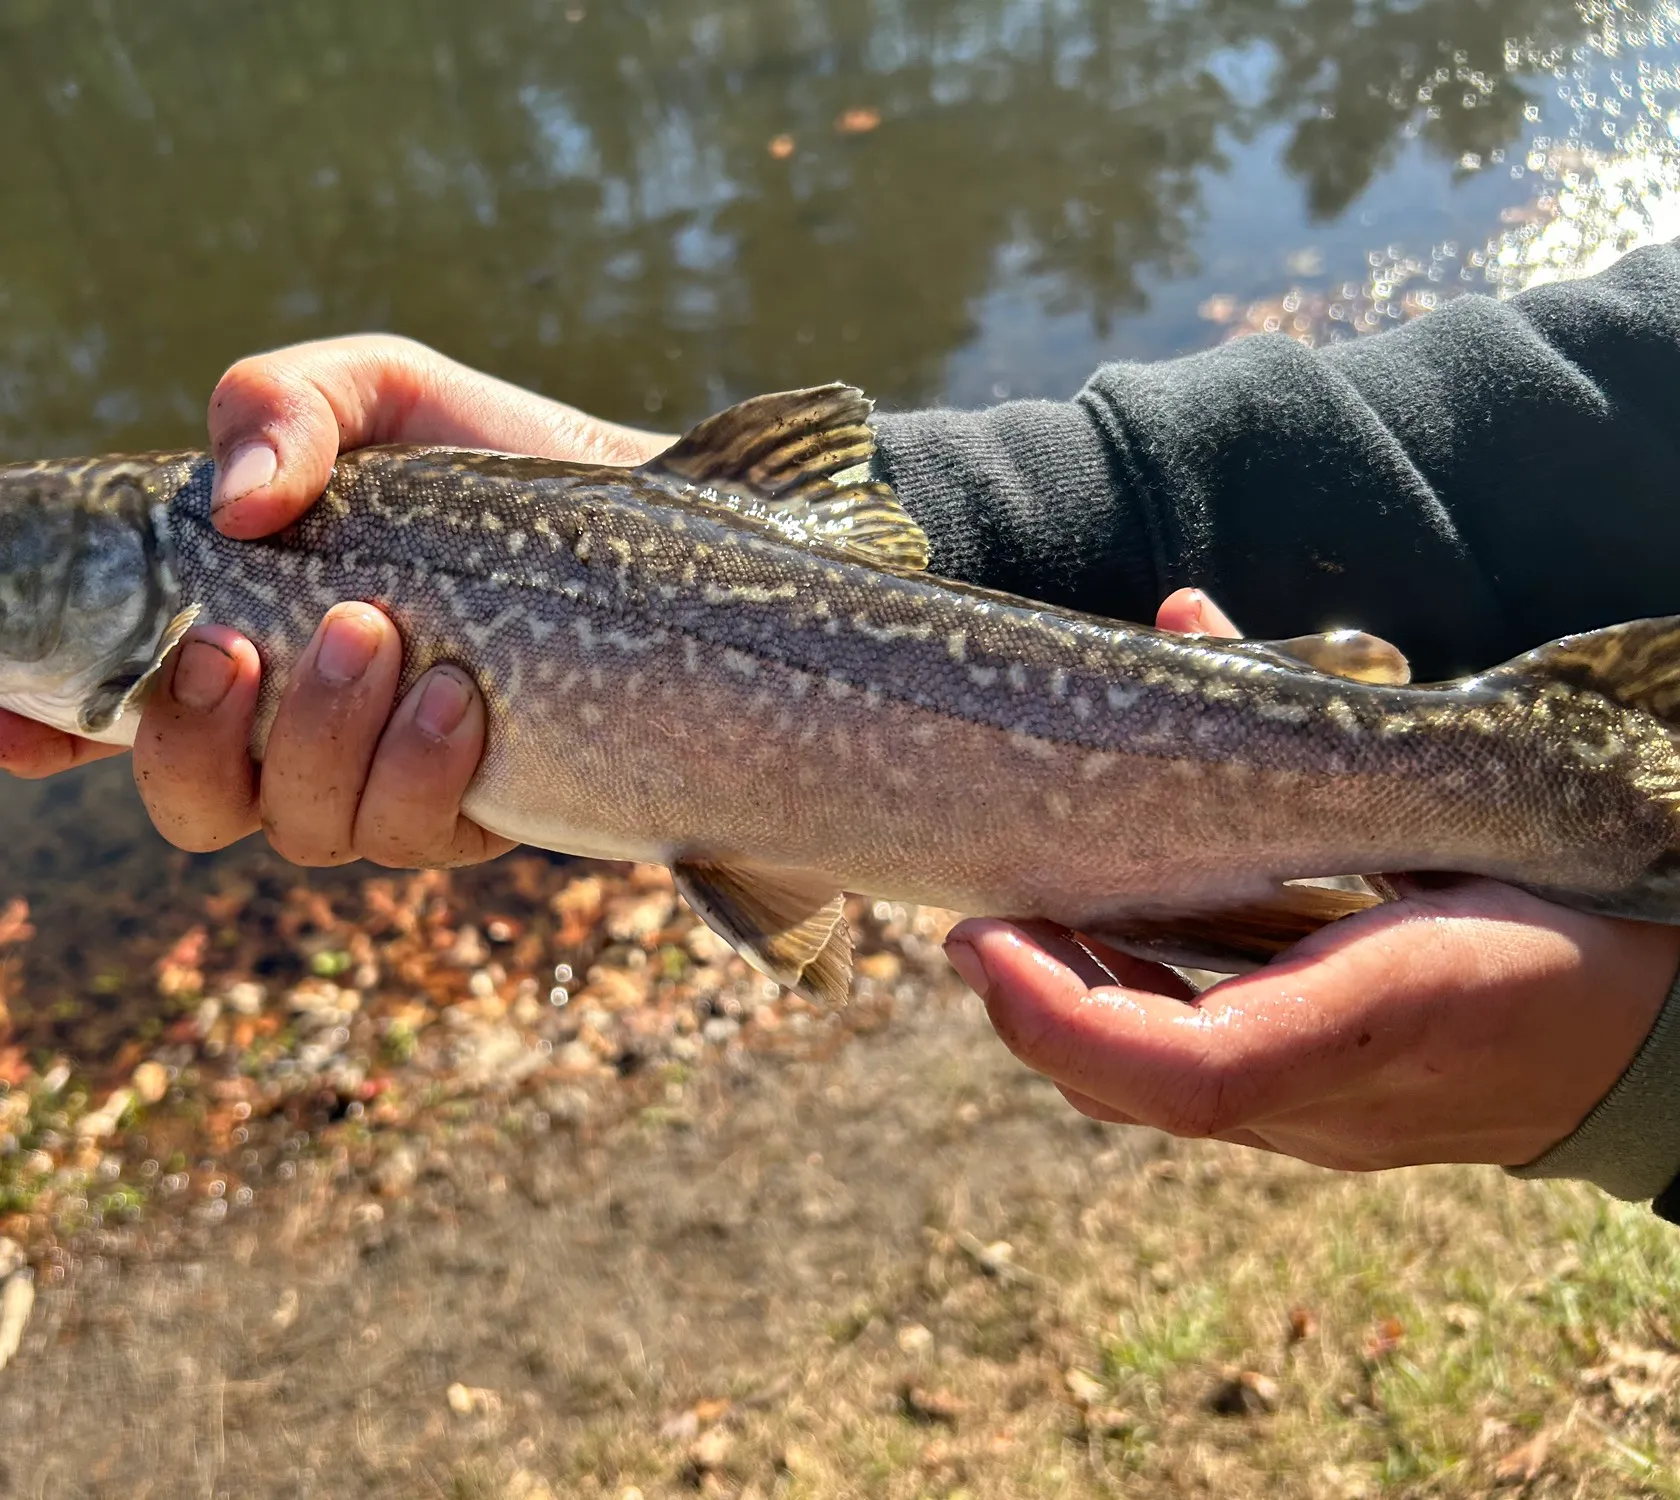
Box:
<box><xmin>1484</xmin><ymin>615</ymin><xmax>1680</xmax><ymax>723</ymax></box>
<box><xmin>639</xmin><ymin>384</ymin><xmax>929</xmax><ymax>572</ymax></box>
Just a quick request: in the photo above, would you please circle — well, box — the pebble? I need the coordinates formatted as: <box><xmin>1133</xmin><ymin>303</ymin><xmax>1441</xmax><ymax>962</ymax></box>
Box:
<box><xmin>74</xmin><ymin>1088</ymin><xmax>133</xmax><ymax>1141</ymax></box>
<box><xmin>0</xmin><ymin>1267</ymin><xmax>34</xmax><ymax>1373</ymax></box>
<box><xmin>222</xmin><ymin>980</ymin><xmax>266</xmax><ymax>1016</ymax></box>
<box><xmin>371</xmin><ymin>1146</ymin><xmax>419</xmax><ymax>1198</ymax></box>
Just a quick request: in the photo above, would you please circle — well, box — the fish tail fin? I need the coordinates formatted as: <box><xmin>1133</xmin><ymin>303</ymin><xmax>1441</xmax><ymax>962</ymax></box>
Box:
<box><xmin>1485</xmin><ymin>615</ymin><xmax>1680</xmax><ymax>725</ymax></box>
<box><xmin>639</xmin><ymin>384</ymin><xmax>929</xmax><ymax>571</ymax></box>
<box><xmin>1484</xmin><ymin>615</ymin><xmax>1680</xmax><ymax>922</ymax></box>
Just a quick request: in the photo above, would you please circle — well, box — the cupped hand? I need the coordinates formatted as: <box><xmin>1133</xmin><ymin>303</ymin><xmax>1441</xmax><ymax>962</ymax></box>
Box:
<box><xmin>945</xmin><ymin>588</ymin><xmax>1680</xmax><ymax>1171</ymax></box>
<box><xmin>4</xmin><ymin>335</ymin><xmax>672</xmax><ymax>868</ymax></box>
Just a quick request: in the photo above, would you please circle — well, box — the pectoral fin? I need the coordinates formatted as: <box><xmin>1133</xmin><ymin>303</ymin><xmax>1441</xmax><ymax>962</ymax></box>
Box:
<box><xmin>672</xmin><ymin>858</ymin><xmax>853</xmax><ymax>1007</ymax></box>
<box><xmin>79</xmin><ymin>604</ymin><xmax>203</xmax><ymax>735</ymax></box>
<box><xmin>1090</xmin><ymin>881</ymin><xmax>1387</xmax><ymax>973</ymax></box>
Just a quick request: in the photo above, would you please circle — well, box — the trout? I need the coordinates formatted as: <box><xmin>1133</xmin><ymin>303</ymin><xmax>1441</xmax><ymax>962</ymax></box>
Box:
<box><xmin>4</xmin><ymin>384</ymin><xmax>1680</xmax><ymax>999</ymax></box>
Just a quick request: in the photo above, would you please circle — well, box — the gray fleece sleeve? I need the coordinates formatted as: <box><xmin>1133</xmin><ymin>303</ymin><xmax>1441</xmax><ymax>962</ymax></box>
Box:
<box><xmin>869</xmin><ymin>236</ymin><xmax>1680</xmax><ymax>1215</ymax></box>
<box><xmin>1510</xmin><ymin>970</ymin><xmax>1680</xmax><ymax>1203</ymax></box>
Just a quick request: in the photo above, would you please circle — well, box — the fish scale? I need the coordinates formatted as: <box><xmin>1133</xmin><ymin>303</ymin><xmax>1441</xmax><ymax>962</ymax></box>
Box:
<box><xmin>4</xmin><ymin>382</ymin><xmax>1680</xmax><ymax>1001</ymax></box>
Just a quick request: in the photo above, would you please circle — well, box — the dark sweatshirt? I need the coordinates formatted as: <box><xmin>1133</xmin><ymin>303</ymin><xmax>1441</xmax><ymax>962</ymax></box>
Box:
<box><xmin>869</xmin><ymin>235</ymin><xmax>1680</xmax><ymax>1215</ymax></box>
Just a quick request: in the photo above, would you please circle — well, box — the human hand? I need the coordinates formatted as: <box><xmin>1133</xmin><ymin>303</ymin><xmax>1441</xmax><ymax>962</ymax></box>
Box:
<box><xmin>943</xmin><ymin>588</ymin><xmax>1680</xmax><ymax>1170</ymax></box>
<box><xmin>4</xmin><ymin>335</ymin><xmax>670</xmax><ymax>868</ymax></box>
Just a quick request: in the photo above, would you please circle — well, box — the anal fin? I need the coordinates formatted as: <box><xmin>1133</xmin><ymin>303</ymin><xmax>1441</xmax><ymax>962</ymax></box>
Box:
<box><xmin>1090</xmin><ymin>881</ymin><xmax>1387</xmax><ymax>974</ymax></box>
<box><xmin>672</xmin><ymin>858</ymin><xmax>853</xmax><ymax>1007</ymax></box>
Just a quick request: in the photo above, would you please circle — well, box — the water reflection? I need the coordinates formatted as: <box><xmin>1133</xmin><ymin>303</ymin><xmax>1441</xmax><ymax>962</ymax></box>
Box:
<box><xmin>0</xmin><ymin>0</ymin><xmax>1631</xmax><ymax>463</ymax></box>
<box><xmin>0</xmin><ymin>0</ymin><xmax>1675</xmax><ymax>965</ymax></box>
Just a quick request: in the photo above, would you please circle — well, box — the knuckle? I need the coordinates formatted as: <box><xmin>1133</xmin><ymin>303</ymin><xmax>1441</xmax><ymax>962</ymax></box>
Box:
<box><xmin>261</xmin><ymin>819</ymin><xmax>345</xmax><ymax>870</ymax></box>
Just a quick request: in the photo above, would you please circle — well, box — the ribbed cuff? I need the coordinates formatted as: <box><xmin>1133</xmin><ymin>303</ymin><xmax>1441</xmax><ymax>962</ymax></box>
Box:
<box><xmin>1508</xmin><ymin>960</ymin><xmax>1680</xmax><ymax>1203</ymax></box>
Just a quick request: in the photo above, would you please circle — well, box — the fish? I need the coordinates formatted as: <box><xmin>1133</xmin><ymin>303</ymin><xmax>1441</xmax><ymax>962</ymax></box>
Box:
<box><xmin>4</xmin><ymin>382</ymin><xmax>1680</xmax><ymax>1000</ymax></box>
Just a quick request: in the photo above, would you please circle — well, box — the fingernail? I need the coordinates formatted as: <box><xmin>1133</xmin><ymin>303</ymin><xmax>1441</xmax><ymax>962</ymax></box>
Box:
<box><xmin>945</xmin><ymin>939</ymin><xmax>991</xmax><ymax>1001</ymax></box>
<box><xmin>414</xmin><ymin>669</ymin><xmax>472</xmax><ymax>742</ymax></box>
<box><xmin>171</xmin><ymin>638</ymin><xmax>237</xmax><ymax>712</ymax></box>
<box><xmin>213</xmin><ymin>441</ymin><xmax>278</xmax><ymax>510</ymax></box>
<box><xmin>315</xmin><ymin>607</ymin><xmax>382</xmax><ymax>685</ymax></box>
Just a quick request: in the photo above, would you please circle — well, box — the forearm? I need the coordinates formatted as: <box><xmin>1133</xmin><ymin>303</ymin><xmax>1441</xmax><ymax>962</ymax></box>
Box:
<box><xmin>873</xmin><ymin>236</ymin><xmax>1680</xmax><ymax>681</ymax></box>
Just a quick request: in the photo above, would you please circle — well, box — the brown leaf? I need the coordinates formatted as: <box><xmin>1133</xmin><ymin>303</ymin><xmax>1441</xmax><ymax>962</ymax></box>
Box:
<box><xmin>1492</xmin><ymin>1428</ymin><xmax>1551</xmax><ymax>1486</ymax></box>
<box><xmin>835</xmin><ymin>106</ymin><xmax>881</xmax><ymax>134</ymax></box>
<box><xmin>1363</xmin><ymin>1316</ymin><xmax>1405</xmax><ymax>1362</ymax></box>
<box><xmin>767</xmin><ymin>133</ymin><xmax>795</xmax><ymax>159</ymax></box>
<box><xmin>1287</xmin><ymin>1305</ymin><xmax>1319</xmax><ymax>1344</ymax></box>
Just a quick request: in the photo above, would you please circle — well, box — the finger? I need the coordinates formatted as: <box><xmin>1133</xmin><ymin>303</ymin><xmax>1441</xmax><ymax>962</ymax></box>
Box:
<box><xmin>259</xmin><ymin>603</ymin><xmax>403</xmax><ymax>866</ymax></box>
<box><xmin>352</xmin><ymin>665</ymin><xmax>516</xmax><ymax>868</ymax></box>
<box><xmin>207</xmin><ymin>334</ymin><xmax>669</xmax><ymax>538</ymax></box>
<box><xmin>1155</xmin><ymin>588</ymin><xmax>1243</xmax><ymax>638</ymax></box>
<box><xmin>952</xmin><ymin>918</ymin><xmax>1302</xmax><ymax>1139</ymax></box>
<box><xmin>0</xmin><ymin>711</ymin><xmax>125</xmax><ymax>779</ymax></box>
<box><xmin>132</xmin><ymin>627</ymin><xmax>263</xmax><ymax>850</ymax></box>
<box><xmin>1055</xmin><ymin>1084</ymin><xmax>1141</xmax><ymax>1126</ymax></box>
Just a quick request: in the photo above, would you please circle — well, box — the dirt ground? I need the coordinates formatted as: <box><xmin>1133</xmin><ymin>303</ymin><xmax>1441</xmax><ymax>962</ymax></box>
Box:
<box><xmin>2</xmin><ymin>973</ymin><xmax>1680</xmax><ymax>1499</ymax></box>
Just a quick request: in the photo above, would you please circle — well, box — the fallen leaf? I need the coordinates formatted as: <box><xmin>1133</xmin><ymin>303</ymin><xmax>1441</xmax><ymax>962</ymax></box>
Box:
<box><xmin>688</xmin><ymin>1425</ymin><xmax>732</xmax><ymax>1471</ymax></box>
<box><xmin>1363</xmin><ymin>1316</ymin><xmax>1405</xmax><ymax>1362</ymax></box>
<box><xmin>835</xmin><ymin>106</ymin><xmax>881</xmax><ymax>134</ymax></box>
<box><xmin>1493</xmin><ymin>1427</ymin><xmax>1551</xmax><ymax>1486</ymax></box>
<box><xmin>767</xmin><ymin>133</ymin><xmax>795</xmax><ymax>159</ymax></box>
<box><xmin>1287</xmin><ymin>1305</ymin><xmax>1318</xmax><ymax>1343</ymax></box>
<box><xmin>1063</xmin><ymin>1367</ymin><xmax>1106</xmax><ymax>1407</ymax></box>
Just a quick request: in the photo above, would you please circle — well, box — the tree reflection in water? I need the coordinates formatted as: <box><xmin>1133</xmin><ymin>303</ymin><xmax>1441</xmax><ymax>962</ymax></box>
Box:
<box><xmin>0</xmin><ymin>0</ymin><xmax>1619</xmax><ymax>453</ymax></box>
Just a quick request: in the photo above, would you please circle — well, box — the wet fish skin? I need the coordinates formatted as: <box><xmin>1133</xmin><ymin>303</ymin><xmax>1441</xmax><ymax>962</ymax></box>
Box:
<box><xmin>4</xmin><ymin>383</ymin><xmax>1680</xmax><ymax>999</ymax></box>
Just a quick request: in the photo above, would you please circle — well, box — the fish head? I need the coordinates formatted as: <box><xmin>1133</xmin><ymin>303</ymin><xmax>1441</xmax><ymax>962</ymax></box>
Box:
<box><xmin>0</xmin><ymin>455</ymin><xmax>189</xmax><ymax>738</ymax></box>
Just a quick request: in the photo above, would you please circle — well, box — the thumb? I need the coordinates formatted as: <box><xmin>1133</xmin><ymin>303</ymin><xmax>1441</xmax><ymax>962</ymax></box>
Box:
<box><xmin>207</xmin><ymin>335</ymin><xmax>418</xmax><ymax>539</ymax></box>
<box><xmin>206</xmin><ymin>334</ymin><xmax>667</xmax><ymax>540</ymax></box>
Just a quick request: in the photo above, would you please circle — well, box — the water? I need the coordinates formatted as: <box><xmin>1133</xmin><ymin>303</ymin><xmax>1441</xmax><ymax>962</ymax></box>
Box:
<box><xmin>1</xmin><ymin>0</ymin><xmax>1678</xmax><ymax>954</ymax></box>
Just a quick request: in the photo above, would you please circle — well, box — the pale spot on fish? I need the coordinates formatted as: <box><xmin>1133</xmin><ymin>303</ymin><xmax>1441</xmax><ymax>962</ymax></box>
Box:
<box><xmin>910</xmin><ymin>722</ymin><xmax>938</xmax><ymax>747</ymax></box>
<box><xmin>579</xmin><ymin>703</ymin><xmax>604</xmax><ymax>727</ymax></box>
<box><xmin>1008</xmin><ymin>731</ymin><xmax>1056</xmax><ymax>761</ymax></box>
<box><xmin>1080</xmin><ymin>751</ymin><xmax>1115</xmax><ymax>781</ymax></box>
<box><xmin>1007</xmin><ymin>664</ymin><xmax>1028</xmax><ymax>692</ymax></box>
<box><xmin>1045</xmin><ymin>789</ymin><xmax>1072</xmax><ymax>820</ymax></box>
<box><xmin>723</xmin><ymin>649</ymin><xmax>758</xmax><ymax>679</ymax></box>
<box><xmin>1048</xmin><ymin>668</ymin><xmax>1068</xmax><ymax>700</ymax></box>
<box><xmin>945</xmin><ymin>630</ymin><xmax>967</xmax><ymax>662</ymax></box>
<box><xmin>968</xmin><ymin>665</ymin><xmax>998</xmax><ymax>687</ymax></box>
<box><xmin>1325</xmin><ymin>698</ymin><xmax>1361</xmax><ymax>734</ymax></box>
